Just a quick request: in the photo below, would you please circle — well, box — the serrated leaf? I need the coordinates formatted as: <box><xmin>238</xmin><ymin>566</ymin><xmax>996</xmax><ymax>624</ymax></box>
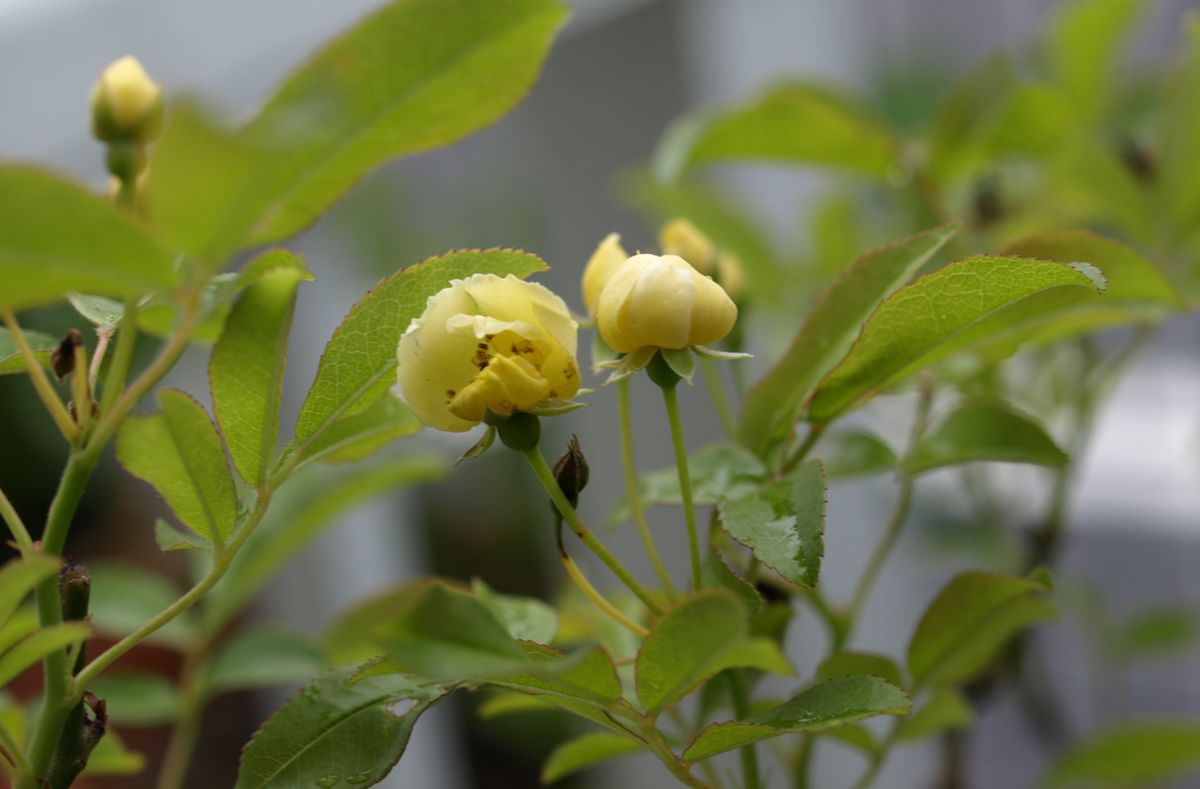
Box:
<box><xmin>814</xmin><ymin>652</ymin><xmax>903</xmax><ymax>689</ymax></box>
<box><xmin>739</xmin><ymin>224</ymin><xmax>957</xmax><ymax>456</ymax></box>
<box><xmin>489</xmin><ymin>643</ymin><xmax>624</xmax><ymax>708</ymax></box>
<box><xmin>0</xmin><ymin>327</ymin><xmax>56</xmax><ymax>376</ymax></box>
<box><xmin>472</xmin><ymin>578</ymin><xmax>557</xmax><ymax>644</ymax></box>
<box><xmin>206</xmin><ymin>627</ymin><xmax>325</xmax><ymax>694</ymax></box>
<box><xmin>241</xmin><ymin>0</ymin><xmax>568</xmax><ymax>245</ymax></box>
<box><xmin>897</xmin><ymin>687</ymin><xmax>972</xmax><ymax>741</ymax></box>
<box><xmin>117</xmin><ymin>389</ymin><xmax>239</xmax><ymax>544</ymax></box>
<box><xmin>300</xmin><ymin>396</ymin><xmax>422</xmax><ymax>467</ymax></box>
<box><xmin>290</xmin><ymin>249</ymin><xmax>547</xmax><ymax>455</ymax></box>
<box><xmin>0</xmin><ymin>555</ymin><xmax>60</xmax><ymax>626</ymax></box>
<box><xmin>908</xmin><ymin>572</ymin><xmax>1054</xmax><ymax>689</ymax></box>
<box><xmin>1042</xmin><ymin>719</ymin><xmax>1200</xmax><ymax>788</ymax></box>
<box><xmin>1048</xmin><ymin>0</ymin><xmax>1145</xmax><ymax>120</ymax></box>
<box><xmin>635</xmin><ymin>589</ymin><xmax>755</xmax><ymax>714</ymax></box>
<box><xmin>654</xmin><ymin>83</ymin><xmax>898</xmax><ymax>183</ymax></box>
<box><xmin>208</xmin><ymin>455</ymin><xmax>444</xmax><ymax>629</ymax></box>
<box><xmin>541</xmin><ymin>732</ymin><xmax>642</xmax><ymax>784</ymax></box>
<box><xmin>91</xmin><ymin>673</ymin><xmax>180</xmax><ymax>727</ymax></box>
<box><xmin>807</xmin><ymin>256</ymin><xmax>1106</xmax><ymax>421</ymax></box>
<box><xmin>903</xmin><ymin>398</ymin><xmax>1069</xmax><ymax>474</ymax></box>
<box><xmin>211</xmin><ymin>251</ymin><xmax>309</xmax><ymax>486</ymax></box>
<box><xmin>718</xmin><ymin>460</ymin><xmax>826</xmax><ymax>588</ymax></box>
<box><xmin>235</xmin><ymin>666</ymin><xmax>446</xmax><ymax>789</ymax></box>
<box><xmin>702</xmin><ymin>549</ymin><xmax>762</xmax><ymax>614</ymax></box>
<box><xmin>0</xmin><ymin>166</ymin><xmax>177</xmax><ymax>310</ymax></box>
<box><xmin>87</xmin><ymin>562</ymin><xmax>196</xmax><ymax>648</ymax></box>
<box><xmin>67</xmin><ymin>294</ymin><xmax>125</xmax><ymax>328</ymax></box>
<box><xmin>0</xmin><ymin>622</ymin><xmax>90</xmax><ymax>687</ymax></box>
<box><xmin>820</xmin><ymin>430</ymin><xmax>898</xmax><ymax>479</ymax></box>
<box><xmin>154</xmin><ymin>518</ymin><xmax>210</xmax><ymax>553</ymax></box>
<box><xmin>683</xmin><ymin>675</ymin><xmax>910</xmax><ymax>762</ymax></box>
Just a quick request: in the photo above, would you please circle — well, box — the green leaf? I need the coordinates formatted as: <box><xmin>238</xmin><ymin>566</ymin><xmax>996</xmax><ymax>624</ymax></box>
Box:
<box><xmin>1162</xmin><ymin>17</ymin><xmax>1200</xmax><ymax>232</ymax></box>
<box><xmin>0</xmin><ymin>622</ymin><xmax>90</xmax><ymax>688</ymax></box>
<box><xmin>0</xmin><ymin>607</ymin><xmax>40</xmax><ymax>656</ymax></box>
<box><xmin>116</xmin><ymin>389</ymin><xmax>239</xmax><ymax>544</ymax></box>
<box><xmin>0</xmin><ymin>166</ymin><xmax>177</xmax><ymax>310</ymax></box>
<box><xmin>814</xmin><ymin>652</ymin><xmax>903</xmax><ymax>689</ymax></box>
<box><xmin>80</xmin><ymin>729</ymin><xmax>146</xmax><ymax>777</ymax></box>
<box><xmin>1042</xmin><ymin>719</ymin><xmax>1200</xmax><ymax>788</ymax></box>
<box><xmin>807</xmin><ymin>256</ymin><xmax>1106</xmax><ymax>421</ymax></box>
<box><xmin>897</xmin><ymin>687</ymin><xmax>972</xmax><ymax>741</ymax></box>
<box><xmin>68</xmin><ymin>294</ymin><xmax>125</xmax><ymax>328</ymax></box>
<box><xmin>653</xmin><ymin>83</ymin><xmax>898</xmax><ymax>183</ymax></box>
<box><xmin>290</xmin><ymin>249</ymin><xmax>547</xmax><ymax>453</ymax></box>
<box><xmin>683</xmin><ymin>675</ymin><xmax>910</xmax><ymax>762</ymax></box>
<box><xmin>926</xmin><ymin>55</ymin><xmax>1016</xmax><ymax>182</ymax></box>
<box><xmin>235</xmin><ymin>666</ymin><xmax>446</xmax><ymax>789</ymax></box>
<box><xmin>154</xmin><ymin>518</ymin><xmax>210</xmax><ymax>552</ymax></box>
<box><xmin>477</xmin><ymin>692</ymin><xmax>556</xmax><ymax>719</ymax></box>
<box><xmin>822</xmin><ymin>723</ymin><xmax>876</xmax><ymax>754</ymax></box>
<box><xmin>972</xmin><ymin>230</ymin><xmax>1184</xmax><ymax>361</ymax></box>
<box><xmin>636</xmin><ymin>589</ymin><xmax>754</xmax><ymax>714</ymax></box>
<box><xmin>701</xmin><ymin>549</ymin><xmax>762</xmax><ymax>614</ymax></box>
<box><xmin>0</xmin><ymin>327</ymin><xmax>56</xmax><ymax>376</ymax></box>
<box><xmin>206</xmin><ymin>627</ymin><xmax>325</xmax><ymax>694</ymax></box>
<box><xmin>610</xmin><ymin>443</ymin><xmax>766</xmax><ymax>528</ymax></box>
<box><xmin>87</xmin><ymin>562</ymin><xmax>196</xmax><ymax>648</ymax></box>
<box><xmin>208</xmin><ymin>455</ymin><xmax>444</xmax><ymax>629</ymax></box>
<box><xmin>471</xmin><ymin>578</ymin><xmax>558</xmax><ymax>644</ymax></box>
<box><xmin>1048</xmin><ymin>0</ymin><xmax>1145</xmax><ymax>119</ymax></box>
<box><xmin>1103</xmin><ymin>605</ymin><xmax>1200</xmax><ymax>663</ymax></box>
<box><xmin>739</xmin><ymin>224</ymin><xmax>957</xmax><ymax>455</ymax></box>
<box><xmin>0</xmin><ymin>555</ymin><xmax>60</xmax><ymax>626</ymax></box>
<box><xmin>717</xmin><ymin>460</ymin><xmax>826</xmax><ymax>588</ymax></box>
<box><xmin>211</xmin><ymin>251</ymin><xmax>310</xmax><ymax>486</ymax></box>
<box><xmin>541</xmin><ymin>732</ymin><xmax>642</xmax><ymax>784</ymax></box>
<box><xmin>820</xmin><ymin>430</ymin><xmax>898</xmax><ymax>479</ymax></box>
<box><xmin>491</xmin><ymin>643</ymin><xmax>624</xmax><ymax>706</ymax></box>
<box><xmin>90</xmin><ymin>673</ymin><xmax>180</xmax><ymax>727</ymax></box>
<box><xmin>241</xmin><ymin>0</ymin><xmax>568</xmax><ymax>245</ymax></box>
<box><xmin>903</xmin><ymin>398</ymin><xmax>1069</xmax><ymax>474</ymax></box>
<box><xmin>908</xmin><ymin>572</ymin><xmax>1055</xmax><ymax>690</ymax></box>
<box><xmin>297</xmin><ymin>396</ymin><xmax>421</xmax><ymax>468</ymax></box>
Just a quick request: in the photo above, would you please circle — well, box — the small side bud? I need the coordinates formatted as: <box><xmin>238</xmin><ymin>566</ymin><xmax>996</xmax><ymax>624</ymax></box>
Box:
<box><xmin>552</xmin><ymin>435</ymin><xmax>589</xmax><ymax>508</ymax></box>
<box><xmin>715</xmin><ymin>251</ymin><xmax>745</xmax><ymax>302</ymax></box>
<box><xmin>659</xmin><ymin>218</ymin><xmax>715</xmax><ymax>275</ymax></box>
<box><xmin>51</xmin><ymin>329</ymin><xmax>83</xmax><ymax>383</ymax></box>
<box><xmin>90</xmin><ymin>56</ymin><xmax>164</xmax><ymax>144</ymax></box>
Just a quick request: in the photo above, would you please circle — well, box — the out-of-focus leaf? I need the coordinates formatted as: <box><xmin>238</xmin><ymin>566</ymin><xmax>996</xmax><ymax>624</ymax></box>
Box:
<box><xmin>1104</xmin><ymin>605</ymin><xmax>1200</xmax><ymax>663</ymax></box>
<box><xmin>90</xmin><ymin>673</ymin><xmax>180</xmax><ymax>727</ymax></box>
<box><xmin>1162</xmin><ymin>17</ymin><xmax>1200</xmax><ymax>234</ymax></box>
<box><xmin>297</xmin><ymin>396</ymin><xmax>422</xmax><ymax>468</ymax></box>
<box><xmin>814</xmin><ymin>652</ymin><xmax>903</xmax><ymax>689</ymax></box>
<box><xmin>80</xmin><ymin>729</ymin><xmax>145</xmax><ymax>777</ymax></box>
<box><xmin>471</xmin><ymin>579</ymin><xmax>558</xmax><ymax>644</ymax></box>
<box><xmin>1041</xmin><ymin>719</ymin><xmax>1200</xmax><ymax>788</ymax></box>
<box><xmin>897</xmin><ymin>687</ymin><xmax>972</xmax><ymax>740</ymax></box>
<box><xmin>0</xmin><ymin>327</ymin><xmax>56</xmax><ymax>376</ymax></box>
<box><xmin>206</xmin><ymin>627</ymin><xmax>325</xmax><ymax>694</ymax></box>
<box><xmin>820</xmin><ymin>430</ymin><xmax>898</xmax><ymax>479</ymax></box>
<box><xmin>1048</xmin><ymin>0</ymin><xmax>1145</xmax><ymax>119</ymax></box>
<box><xmin>0</xmin><ymin>166</ymin><xmax>177</xmax><ymax>310</ymax></box>
<box><xmin>87</xmin><ymin>562</ymin><xmax>195</xmax><ymax>648</ymax></box>
<box><xmin>903</xmin><ymin>398</ymin><xmax>1068</xmax><ymax>474</ymax></box>
<box><xmin>739</xmin><ymin>224</ymin><xmax>956</xmax><ymax>455</ymax></box>
<box><xmin>0</xmin><ymin>623</ymin><xmax>90</xmax><ymax>687</ymax></box>
<box><xmin>0</xmin><ymin>556</ymin><xmax>60</xmax><ymax>626</ymax></box>
<box><xmin>540</xmin><ymin>732</ymin><xmax>642</xmax><ymax>784</ymax></box>
<box><xmin>67</xmin><ymin>294</ymin><xmax>125</xmax><ymax>328</ymax></box>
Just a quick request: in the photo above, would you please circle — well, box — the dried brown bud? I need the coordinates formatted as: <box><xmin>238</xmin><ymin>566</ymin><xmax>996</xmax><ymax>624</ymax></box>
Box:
<box><xmin>51</xmin><ymin>329</ymin><xmax>84</xmax><ymax>383</ymax></box>
<box><xmin>552</xmin><ymin>434</ymin><xmax>589</xmax><ymax>509</ymax></box>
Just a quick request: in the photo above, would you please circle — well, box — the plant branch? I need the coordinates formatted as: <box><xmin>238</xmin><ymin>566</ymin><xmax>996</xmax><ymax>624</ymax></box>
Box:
<box><xmin>98</xmin><ymin>298</ymin><xmax>138</xmax><ymax>417</ymax></box>
<box><xmin>618</xmin><ymin>379</ymin><xmax>677</xmax><ymax>597</ymax></box>
<box><xmin>1</xmin><ymin>310</ymin><xmax>77</xmax><ymax>442</ymax></box>
<box><xmin>155</xmin><ymin>639</ymin><xmax>210</xmax><ymax>789</ymax></box>
<box><xmin>661</xmin><ymin>384</ymin><xmax>702</xmax><ymax>592</ymax></box>
<box><xmin>782</xmin><ymin>421</ymin><xmax>827</xmax><ymax>476</ymax></box>
<box><xmin>726</xmin><ymin>670</ymin><xmax>761</xmax><ymax>789</ymax></box>
<box><xmin>0</xmin><ymin>486</ymin><xmax>34</xmax><ymax>556</ymax></box>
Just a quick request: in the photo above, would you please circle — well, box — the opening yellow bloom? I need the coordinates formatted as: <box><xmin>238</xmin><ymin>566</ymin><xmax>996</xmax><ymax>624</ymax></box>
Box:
<box><xmin>595</xmin><ymin>254</ymin><xmax>737</xmax><ymax>353</ymax></box>
<box><xmin>397</xmin><ymin>274</ymin><xmax>580</xmax><ymax>432</ymax></box>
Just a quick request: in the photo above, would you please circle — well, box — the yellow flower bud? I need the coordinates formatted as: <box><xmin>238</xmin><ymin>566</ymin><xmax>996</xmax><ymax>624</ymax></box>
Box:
<box><xmin>716</xmin><ymin>251</ymin><xmax>745</xmax><ymax>302</ymax></box>
<box><xmin>659</xmin><ymin>218</ymin><xmax>715</xmax><ymax>275</ymax></box>
<box><xmin>595</xmin><ymin>254</ymin><xmax>737</xmax><ymax>353</ymax></box>
<box><xmin>397</xmin><ymin>274</ymin><xmax>580</xmax><ymax>432</ymax></box>
<box><xmin>581</xmin><ymin>233</ymin><xmax>628</xmax><ymax>316</ymax></box>
<box><xmin>90</xmin><ymin>56</ymin><xmax>164</xmax><ymax>144</ymax></box>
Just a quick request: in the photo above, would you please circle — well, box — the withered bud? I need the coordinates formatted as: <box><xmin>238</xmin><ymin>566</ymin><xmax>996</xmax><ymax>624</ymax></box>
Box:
<box><xmin>552</xmin><ymin>434</ymin><xmax>589</xmax><ymax>509</ymax></box>
<box><xmin>51</xmin><ymin>329</ymin><xmax>84</xmax><ymax>383</ymax></box>
<box><xmin>60</xmin><ymin>560</ymin><xmax>92</xmax><ymax>622</ymax></box>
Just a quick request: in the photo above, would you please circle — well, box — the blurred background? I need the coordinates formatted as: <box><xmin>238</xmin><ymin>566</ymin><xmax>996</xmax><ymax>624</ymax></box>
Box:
<box><xmin>1</xmin><ymin>0</ymin><xmax>1198</xmax><ymax>787</ymax></box>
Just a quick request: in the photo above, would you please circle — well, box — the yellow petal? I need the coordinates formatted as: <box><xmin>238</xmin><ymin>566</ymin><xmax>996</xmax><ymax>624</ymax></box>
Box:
<box><xmin>581</xmin><ymin>233</ymin><xmax>628</xmax><ymax>316</ymax></box>
<box><xmin>659</xmin><ymin>218</ymin><xmax>715</xmax><ymax>275</ymax></box>
<box><xmin>396</xmin><ymin>284</ymin><xmax>483</xmax><ymax>432</ymax></box>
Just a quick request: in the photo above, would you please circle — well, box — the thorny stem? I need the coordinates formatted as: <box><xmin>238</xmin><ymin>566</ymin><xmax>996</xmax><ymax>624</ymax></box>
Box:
<box><xmin>699</xmin><ymin>357</ymin><xmax>736</xmax><ymax>438</ymax></box>
<box><xmin>618</xmin><ymin>379</ymin><xmax>677</xmax><ymax>597</ymax></box>
<box><xmin>661</xmin><ymin>385</ymin><xmax>702</xmax><ymax>592</ymax></box>
<box><xmin>522</xmin><ymin>446</ymin><xmax>661</xmax><ymax>615</ymax></box>
<box><xmin>1</xmin><ymin>309</ymin><xmax>77</xmax><ymax>442</ymax></box>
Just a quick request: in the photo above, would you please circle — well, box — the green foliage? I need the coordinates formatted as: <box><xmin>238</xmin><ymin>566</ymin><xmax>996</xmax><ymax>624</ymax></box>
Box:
<box><xmin>90</xmin><ymin>673</ymin><xmax>180</xmax><ymax>727</ymax></box>
<box><xmin>897</xmin><ymin>687</ymin><xmax>972</xmax><ymax>741</ymax></box>
<box><xmin>235</xmin><ymin>667</ymin><xmax>446</xmax><ymax>789</ymax></box>
<box><xmin>205</xmin><ymin>627</ymin><xmax>326</xmax><ymax>694</ymax></box>
<box><xmin>1102</xmin><ymin>605</ymin><xmax>1200</xmax><ymax>663</ymax></box>
<box><xmin>1042</xmin><ymin>719</ymin><xmax>1200</xmax><ymax>788</ymax></box>
<box><xmin>0</xmin><ymin>328</ymin><xmax>55</xmax><ymax>375</ymax></box>
<box><xmin>903</xmin><ymin>398</ymin><xmax>1068</xmax><ymax>474</ymax></box>
<box><xmin>541</xmin><ymin>732</ymin><xmax>642</xmax><ymax>784</ymax></box>
<box><xmin>0</xmin><ymin>167</ymin><xmax>177</xmax><ymax>311</ymax></box>
<box><xmin>78</xmin><ymin>731</ymin><xmax>145</xmax><ymax>777</ymax></box>
<box><xmin>210</xmin><ymin>251</ymin><xmax>309</xmax><ymax>486</ymax></box>
<box><xmin>117</xmin><ymin>389</ymin><xmax>239</xmax><ymax>545</ymax></box>
<box><xmin>0</xmin><ymin>557</ymin><xmax>59</xmax><ymax>625</ymax></box>
<box><xmin>814</xmin><ymin>652</ymin><xmax>903</xmax><ymax>688</ymax></box>
<box><xmin>87</xmin><ymin>562</ymin><xmax>196</xmax><ymax>648</ymax></box>
<box><xmin>717</xmin><ymin>461</ymin><xmax>826</xmax><ymax>587</ymax></box>
<box><xmin>654</xmin><ymin>83</ymin><xmax>898</xmax><ymax>182</ymax></box>
<box><xmin>908</xmin><ymin>572</ymin><xmax>1055</xmax><ymax>690</ymax></box>
<box><xmin>471</xmin><ymin>578</ymin><xmax>558</xmax><ymax>644</ymax></box>
<box><xmin>819</xmin><ymin>430</ymin><xmax>898</xmax><ymax>479</ymax></box>
<box><xmin>241</xmin><ymin>0</ymin><xmax>568</xmax><ymax>245</ymax></box>
<box><xmin>1047</xmin><ymin>0</ymin><xmax>1144</xmax><ymax>119</ymax></box>
<box><xmin>298</xmin><ymin>396</ymin><xmax>421</xmax><ymax>467</ymax></box>
<box><xmin>0</xmin><ymin>623</ymin><xmax>90</xmax><ymax>688</ymax></box>
<box><xmin>739</xmin><ymin>224</ymin><xmax>957</xmax><ymax>455</ymax></box>
<box><xmin>683</xmin><ymin>676</ymin><xmax>910</xmax><ymax>762</ymax></box>
<box><xmin>807</xmin><ymin>256</ymin><xmax>1106</xmax><ymax>421</ymax></box>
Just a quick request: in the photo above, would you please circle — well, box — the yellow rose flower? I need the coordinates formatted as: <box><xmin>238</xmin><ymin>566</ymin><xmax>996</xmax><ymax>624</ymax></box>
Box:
<box><xmin>581</xmin><ymin>232</ymin><xmax>628</xmax><ymax>316</ymax></box>
<box><xmin>658</xmin><ymin>218</ymin><xmax>715</xmax><ymax>275</ymax></box>
<box><xmin>397</xmin><ymin>274</ymin><xmax>580</xmax><ymax>432</ymax></box>
<box><xmin>90</xmin><ymin>56</ymin><xmax>164</xmax><ymax>144</ymax></box>
<box><xmin>595</xmin><ymin>253</ymin><xmax>737</xmax><ymax>353</ymax></box>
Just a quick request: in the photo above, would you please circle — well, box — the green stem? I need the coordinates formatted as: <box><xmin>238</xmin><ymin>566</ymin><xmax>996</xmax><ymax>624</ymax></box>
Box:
<box><xmin>156</xmin><ymin>641</ymin><xmax>210</xmax><ymax>789</ymax></box>
<box><xmin>98</xmin><ymin>297</ymin><xmax>138</xmax><ymax>417</ymax></box>
<box><xmin>1</xmin><ymin>310</ymin><xmax>77</xmax><ymax>442</ymax></box>
<box><xmin>638</xmin><ymin>719</ymin><xmax>714</xmax><ymax>789</ymax></box>
<box><xmin>782</xmin><ymin>422</ymin><xmax>827</xmax><ymax>476</ymax></box>
<box><xmin>521</xmin><ymin>447</ymin><xmax>661</xmax><ymax>615</ymax></box>
<box><xmin>699</xmin><ymin>357</ymin><xmax>736</xmax><ymax>438</ymax></box>
<box><xmin>726</xmin><ymin>670</ymin><xmax>761</xmax><ymax>789</ymax></box>
<box><xmin>0</xmin><ymin>486</ymin><xmax>34</xmax><ymax>556</ymax></box>
<box><xmin>618</xmin><ymin>380</ymin><xmax>677</xmax><ymax>597</ymax></box>
<box><xmin>661</xmin><ymin>385</ymin><xmax>702</xmax><ymax>592</ymax></box>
